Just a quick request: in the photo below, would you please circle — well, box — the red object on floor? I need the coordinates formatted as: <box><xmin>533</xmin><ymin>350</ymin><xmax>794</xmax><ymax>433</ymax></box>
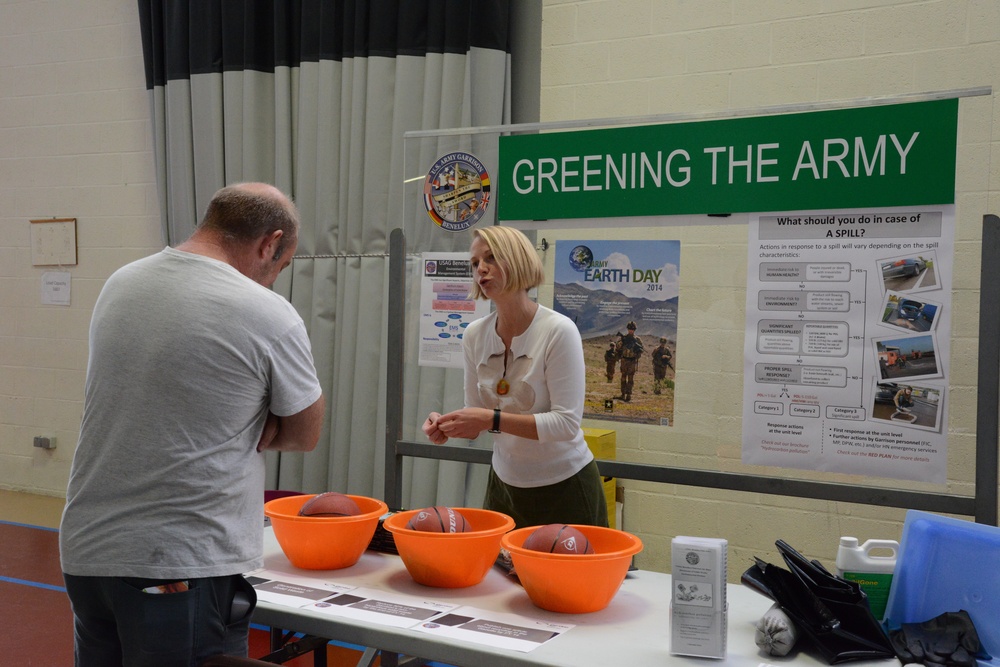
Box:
<box><xmin>250</xmin><ymin>629</ymin><xmax>383</xmax><ymax>665</ymax></box>
<box><xmin>265</xmin><ymin>489</ymin><xmax>306</xmax><ymax>503</ymax></box>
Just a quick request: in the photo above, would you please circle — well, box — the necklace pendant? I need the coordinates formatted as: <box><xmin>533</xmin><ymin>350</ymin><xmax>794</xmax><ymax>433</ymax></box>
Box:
<box><xmin>496</xmin><ymin>378</ymin><xmax>510</xmax><ymax>395</ymax></box>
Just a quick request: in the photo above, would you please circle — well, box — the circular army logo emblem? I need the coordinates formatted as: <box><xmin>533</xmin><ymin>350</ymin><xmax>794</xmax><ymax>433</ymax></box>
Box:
<box><xmin>423</xmin><ymin>151</ymin><xmax>491</xmax><ymax>232</ymax></box>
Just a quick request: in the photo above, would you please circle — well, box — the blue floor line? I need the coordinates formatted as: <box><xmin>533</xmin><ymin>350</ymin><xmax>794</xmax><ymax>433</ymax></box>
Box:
<box><xmin>0</xmin><ymin>519</ymin><xmax>58</xmax><ymax>532</ymax></box>
<box><xmin>0</xmin><ymin>522</ymin><xmax>63</xmax><ymax>591</ymax></box>
<box><xmin>0</xmin><ymin>574</ymin><xmax>66</xmax><ymax>592</ymax></box>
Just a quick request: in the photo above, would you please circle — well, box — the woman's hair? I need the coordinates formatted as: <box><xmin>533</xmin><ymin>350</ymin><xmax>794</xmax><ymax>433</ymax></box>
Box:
<box><xmin>470</xmin><ymin>226</ymin><xmax>544</xmax><ymax>299</ymax></box>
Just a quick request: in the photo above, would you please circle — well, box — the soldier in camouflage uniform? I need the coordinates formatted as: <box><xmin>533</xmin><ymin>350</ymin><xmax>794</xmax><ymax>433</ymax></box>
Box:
<box><xmin>651</xmin><ymin>337</ymin><xmax>673</xmax><ymax>395</ymax></box>
<box><xmin>617</xmin><ymin>321</ymin><xmax>643</xmax><ymax>402</ymax></box>
<box><xmin>605</xmin><ymin>339</ymin><xmax>620</xmax><ymax>382</ymax></box>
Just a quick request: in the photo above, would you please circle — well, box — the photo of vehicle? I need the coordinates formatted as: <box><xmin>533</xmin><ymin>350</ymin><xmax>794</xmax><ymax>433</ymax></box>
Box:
<box><xmin>879</xmin><ymin>291</ymin><xmax>941</xmax><ymax>334</ymax></box>
<box><xmin>873</xmin><ymin>334</ymin><xmax>940</xmax><ymax>381</ymax></box>
<box><xmin>874</xmin><ymin>382</ymin><xmax>900</xmax><ymax>404</ymax></box>
<box><xmin>878</xmin><ymin>251</ymin><xmax>938</xmax><ymax>292</ymax></box>
<box><xmin>881</xmin><ymin>257</ymin><xmax>927</xmax><ymax>279</ymax></box>
<box><xmin>879</xmin><ymin>346</ymin><xmax>905</xmax><ymax>369</ymax></box>
<box><xmin>898</xmin><ymin>299</ymin><xmax>924</xmax><ymax>320</ymax></box>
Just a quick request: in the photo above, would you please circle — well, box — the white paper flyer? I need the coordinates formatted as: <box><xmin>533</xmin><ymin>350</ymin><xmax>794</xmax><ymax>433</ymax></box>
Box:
<box><xmin>670</xmin><ymin>536</ymin><xmax>728</xmax><ymax>659</ymax></box>
<box><xmin>418</xmin><ymin>252</ymin><xmax>491</xmax><ymax>368</ymax></box>
<box><xmin>742</xmin><ymin>206</ymin><xmax>952</xmax><ymax>483</ymax></box>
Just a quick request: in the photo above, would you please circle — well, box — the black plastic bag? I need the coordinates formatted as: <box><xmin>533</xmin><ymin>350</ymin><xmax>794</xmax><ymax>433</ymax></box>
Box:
<box><xmin>741</xmin><ymin>540</ymin><xmax>896</xmax><ymax>664</ymax></box>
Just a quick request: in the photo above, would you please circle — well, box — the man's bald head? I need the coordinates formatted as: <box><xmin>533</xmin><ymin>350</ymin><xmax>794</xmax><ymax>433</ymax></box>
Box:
<box><xmin>199</xmin><ymin>183</ymin><xmax>300</xmax><ymax>257</ymax></box>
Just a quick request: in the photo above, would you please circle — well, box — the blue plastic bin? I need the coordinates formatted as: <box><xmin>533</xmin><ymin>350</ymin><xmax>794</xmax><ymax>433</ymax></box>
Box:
<box><xmin>884</xmin><ymin>510</ymin><xmax>1000</xmax><ymax>658</ymax></box>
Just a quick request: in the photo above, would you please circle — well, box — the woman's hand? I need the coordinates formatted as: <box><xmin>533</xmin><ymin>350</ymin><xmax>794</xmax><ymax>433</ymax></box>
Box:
<box><xmin>435</xmin><ymin>408</ymin><xmax>492</xmax><ymax>440</ymax></box>
<box><xmin>422</xmin><ymin>412</ymin><xmax>449</xmax><ymax>444</ymax></box>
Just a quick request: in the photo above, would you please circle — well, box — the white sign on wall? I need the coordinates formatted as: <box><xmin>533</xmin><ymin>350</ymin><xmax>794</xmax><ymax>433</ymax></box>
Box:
<box><xmin>41</xmin><ymin>271</ymin><xmax>72</xmax><ymax>306</ymax></box>
<box><xmin>742</xmin><ymin>205</ymin><xmax>952</xmax><ymax>483</ymax></box>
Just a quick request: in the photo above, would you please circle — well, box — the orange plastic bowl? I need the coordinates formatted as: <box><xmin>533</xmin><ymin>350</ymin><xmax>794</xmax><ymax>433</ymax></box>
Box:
<box><xmin>264</xmin><ymin>494</ymin><xmax>388</xmax><ymax>570</ymax></box>
<box><xmin>383</xmin><ymin>508</ymin><xmax>515</xmax><ymax>588</ymax></box>
<box><xmin>501</xmin><ymin>525</ymin><xmax>643</xmax><ymax>613</ymax></box>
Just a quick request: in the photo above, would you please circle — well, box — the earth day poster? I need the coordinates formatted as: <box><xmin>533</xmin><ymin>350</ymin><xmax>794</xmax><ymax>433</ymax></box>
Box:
<box><xmin>553</xmin><ymin>240</ymin><xmax>680</xmax><ymax>426</ymax></box>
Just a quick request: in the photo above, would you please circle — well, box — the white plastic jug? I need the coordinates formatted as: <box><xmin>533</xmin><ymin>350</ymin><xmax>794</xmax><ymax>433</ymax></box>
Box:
<box><xmin>835</xmin><ymin>536</ymin><xmax>898</xmax><ymax>620</ymax></box>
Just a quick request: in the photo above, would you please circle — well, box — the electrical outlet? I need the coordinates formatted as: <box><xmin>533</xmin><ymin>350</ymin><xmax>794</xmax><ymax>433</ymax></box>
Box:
<box><xmin>33</xmin><ymin>436</ymin><xmax>56</xmax><ymax>450</ymax></box>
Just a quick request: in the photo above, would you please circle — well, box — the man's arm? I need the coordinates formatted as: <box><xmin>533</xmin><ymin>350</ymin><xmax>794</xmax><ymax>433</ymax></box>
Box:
<box><xmin>258</xmin><ymin>395</ymin><xmax>325</xmax><ymax>452</ymax></box>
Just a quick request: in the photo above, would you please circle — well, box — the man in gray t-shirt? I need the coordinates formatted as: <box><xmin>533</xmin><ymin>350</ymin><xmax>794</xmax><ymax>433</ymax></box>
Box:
<box><xmin>60</xmin><ymin>183</ymin><xmax>325</xmax><ymax>666</ymax></box>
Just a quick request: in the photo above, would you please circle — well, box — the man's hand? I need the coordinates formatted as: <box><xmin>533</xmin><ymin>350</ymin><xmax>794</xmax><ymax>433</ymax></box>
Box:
<box><xmin>257</xmin><ymin>412</ymin><xmax>280</xmax><ymax>451</ymax></box>
<box><xmin>257</xmin><ymin>397</ymin><xmax>325</xmax><ymax>453</ymax></box>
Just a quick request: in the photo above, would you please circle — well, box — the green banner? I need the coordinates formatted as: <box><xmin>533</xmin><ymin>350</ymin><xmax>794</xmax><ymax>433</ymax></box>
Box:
<box><xmin>498</xmin><ymin>99</ymin><xmax>957</xmax><ymax>221</ymax></box>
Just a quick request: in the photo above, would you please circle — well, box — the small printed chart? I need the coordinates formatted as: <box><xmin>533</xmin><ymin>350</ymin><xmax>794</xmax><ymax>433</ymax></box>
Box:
<box><xmin>742</xmin><ymin>207</ymin><xmax>952</xmax><ymax>483</ymax></box>
<box><xmin>419</xmin><ymin>252</ymin><xmax>491</xmax><ymax>368</ymax></box>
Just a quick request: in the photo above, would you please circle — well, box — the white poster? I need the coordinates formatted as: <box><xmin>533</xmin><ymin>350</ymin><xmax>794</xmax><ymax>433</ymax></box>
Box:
<box><xmin>553</xmin><ymin>240</ymin><xmax>681</xmax><ymax>426</ymax></box>
<box><xmin>742</xmin><ymin>206</ymin><xmax>952</xmax><ymax>483</ymax></box>
<box><xmin>41</xmin><ymin>271</ymin><xmax>71</xmax><ymax>305</ymax></box>
<box><xmin>418</xmin><ymin>252</ymin><xmax>491</xmax><ymax>368</ymax></box>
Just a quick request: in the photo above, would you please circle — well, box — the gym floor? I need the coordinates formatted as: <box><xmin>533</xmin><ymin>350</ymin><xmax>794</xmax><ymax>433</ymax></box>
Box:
<box><xmin>0</xmin><ymin>489</ymin><xmax>450</xmax><ymax>666</ymax></box>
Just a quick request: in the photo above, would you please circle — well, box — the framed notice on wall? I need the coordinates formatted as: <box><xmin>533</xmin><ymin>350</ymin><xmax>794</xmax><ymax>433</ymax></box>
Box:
<box><xmin>30</xmin><ymin>218</ymin><xmax>77</xmax><ymax>266</ymax></box>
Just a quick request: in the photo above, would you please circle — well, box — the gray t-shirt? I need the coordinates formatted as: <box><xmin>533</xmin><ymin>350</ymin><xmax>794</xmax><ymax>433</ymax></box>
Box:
<box><xmin>60</xmin><ymin>247</ymin><xmax>322</xmax><ymax>579</ymax></box>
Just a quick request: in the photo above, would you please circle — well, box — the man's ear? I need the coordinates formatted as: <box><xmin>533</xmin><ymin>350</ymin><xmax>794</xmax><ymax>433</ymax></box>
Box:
<box><xmin>258</xmin><ymin>229</ymin><xmax>284</xmax><ymax>261</ymax></box>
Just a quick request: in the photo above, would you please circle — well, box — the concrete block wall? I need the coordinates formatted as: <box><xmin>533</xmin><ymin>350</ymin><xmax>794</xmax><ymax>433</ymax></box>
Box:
<box><xmin>1</xmin><ymin>0</ymin><xmax>998</xmax><ymax>584</ymax></box>
<box><xmin>539</xmin><ymin>0</ymin><xmax>1000</xmax><ymax>579</ymax></box>
<box><xmin>0</xmin><ymin>1</ymin><xmax>160</xmax><ymax>497</ymax></box>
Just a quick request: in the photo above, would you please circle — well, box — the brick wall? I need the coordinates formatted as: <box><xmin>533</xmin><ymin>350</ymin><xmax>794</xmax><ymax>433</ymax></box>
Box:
<box><xmin>538</xmin><ymin>0</ymin><xmax>1000</xmax><ymax>578</ymax></box>
<box><xmin>2</xmin><ymin>0</ymin><xmax>998</xmax><ymax>581</ymax></box>
<box><xmin>0</xmin><ymin>0</ymin><xmax>160</xmax><ymax>497</ymax></box>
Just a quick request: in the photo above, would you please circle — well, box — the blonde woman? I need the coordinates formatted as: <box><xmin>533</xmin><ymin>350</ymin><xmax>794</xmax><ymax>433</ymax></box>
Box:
<box><xmin>423</xmin><ymin>226</ymin><xmax>608</xmax><ymax>529</ymax></box>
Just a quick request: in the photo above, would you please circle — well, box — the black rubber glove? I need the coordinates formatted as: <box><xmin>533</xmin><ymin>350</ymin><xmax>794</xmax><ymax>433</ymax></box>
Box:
<box><xmin>889</xmin><ymin>610</ymin><xmax>989</xmax><ymax>667</ymax></box>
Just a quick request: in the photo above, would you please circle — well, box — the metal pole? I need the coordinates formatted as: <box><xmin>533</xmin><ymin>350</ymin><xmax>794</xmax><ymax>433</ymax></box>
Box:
<box><xmin>384</xmin><ymin>229</ymin><xmax>406</xmax><ymax>510</ymax></box>
<box><xmin>976</xmin><ymin>215</ymin><xmax>1000</xmax><ymax>525</ymax></box>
